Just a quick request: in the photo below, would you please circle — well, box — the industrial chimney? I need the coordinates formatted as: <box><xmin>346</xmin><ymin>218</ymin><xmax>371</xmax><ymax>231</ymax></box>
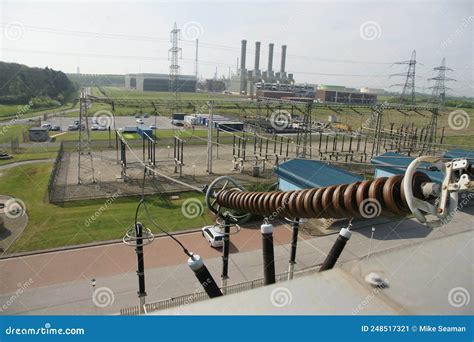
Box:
<box><xmin>267</xmin><ymin>43</ymin><xmax>274</xmax><ymax>73</ymax></box>
<box><xmin>240</xmin><ymin>39</ymin><xmax>247</xmax><ymax>72</ymax></box>
<box><xmin>254</xmin><ymin>41</ymin><xmax>261</xmax><ymax>72</ymax></box>
<box><xmin>280</xmin><ymin>44</ymin><xmax>287</xmax><ymax>75</ymax></box>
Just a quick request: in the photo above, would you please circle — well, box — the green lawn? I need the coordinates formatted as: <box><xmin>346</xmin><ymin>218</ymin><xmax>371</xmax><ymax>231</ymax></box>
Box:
<box><xmin>0</xmin><ymin>103</ymin><xmax>77</xmax><ymax>121</ymax></box>
<box><xmin>1</xmin><ymin>163</ymin><xmax>214</xmax><ymax>253</ymax></box>
<box><xmin>0</xmin><ymin>124</ymin><xmax>32</xmax><ymax>144</ymax></box>
<box><xmin>0</xmin><ymin>146</ymin><xmax>58</xmax><ymax>166</ymax></box>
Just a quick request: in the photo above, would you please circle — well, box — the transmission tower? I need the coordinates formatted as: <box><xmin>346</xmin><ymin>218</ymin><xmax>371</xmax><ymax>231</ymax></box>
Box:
<box><xmin>194</xmin><ymin>38</ymin><xmax>199</xmax><ymax>80</ymax></box>
<box><xmin>77</xmin><ymin>87</ymin><xmax>95</xmax><ymax>184</ymax></box>
<box><xmin>428</xmin><ymin>58</ymin><xmax>454</xmax><ymax>109</ymax></box>
<box><xmin>169</xmin><ymin>22</ymin><xmax>182</xmax><ymax>107</ymax></box>
<box><xmin>391</xmin><ymin>50</ymin><xmax>417</xmax><ymax>105</ymax></box>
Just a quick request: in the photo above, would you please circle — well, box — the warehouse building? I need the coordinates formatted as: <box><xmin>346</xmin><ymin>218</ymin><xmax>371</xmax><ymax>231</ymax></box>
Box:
<box><xmin>125</xmin><ymin>73</ymin><xmax>197</xmax><ymax>92</ymax></box>
<box><xmin>315</xmin><ymin>85</ymin><xmax>377</xmax><ymax>104</ymax></box>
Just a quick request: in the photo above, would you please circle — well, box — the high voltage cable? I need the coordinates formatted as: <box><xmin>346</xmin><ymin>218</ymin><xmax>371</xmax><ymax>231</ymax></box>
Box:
<box><xmin>0</xmin><ymin>22</ymin><xmax>396</xmax><ymax>66</ymax></box>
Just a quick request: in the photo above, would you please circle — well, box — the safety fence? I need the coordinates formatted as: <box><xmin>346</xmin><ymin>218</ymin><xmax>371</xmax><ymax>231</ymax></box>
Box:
<box><xmin>47</xmin><ymin>142</ymin><xmax>64</xmax><ymax>202</ymax></box>
<box><xmin>120</xmin><ymin>269</ymin><xmax>312</xmax><ymax>315</ymax></box>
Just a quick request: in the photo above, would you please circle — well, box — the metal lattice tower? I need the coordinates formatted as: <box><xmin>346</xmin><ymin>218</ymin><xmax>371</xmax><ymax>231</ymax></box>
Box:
<box><xmin>428</xmin><ymin>58</ymin><xmax>454</xmax><ymax>109</ymax></box>
<box><xmin>391</xmin><ymin>50</ymin><xmax>417</xmax><ymax>105</ymax></box>
<box><xmin>169</xmin><ymin>23</ymin><xmax>182</xmax><ymax>104</ymax></box>
<box><xmin>77</xmin><ymin>88</ymin><xmax>95</xmax><ymax>184</ymax></box>
<box><xmin>194</xmin><ymin>38</ymin><xmax>199</xmax><ymax>80</ymax></box>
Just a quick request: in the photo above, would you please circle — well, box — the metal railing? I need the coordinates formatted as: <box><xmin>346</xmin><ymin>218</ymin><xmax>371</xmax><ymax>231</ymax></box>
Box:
<box><xmin>120</xmin><ymin>269</ymin><xmax>310</xmax><ymax>315</ymax></box>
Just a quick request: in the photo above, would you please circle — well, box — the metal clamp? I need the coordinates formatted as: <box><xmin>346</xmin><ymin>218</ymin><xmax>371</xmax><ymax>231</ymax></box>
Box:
<box><xmin>205</xmin><ymin>176</ymin><xmax>252</xmax><ymax>224</ymax></box>
<box><xmin>403</xmin><ymin>157</ymin><xmax>471</xmax><ymax>227</ymax></box>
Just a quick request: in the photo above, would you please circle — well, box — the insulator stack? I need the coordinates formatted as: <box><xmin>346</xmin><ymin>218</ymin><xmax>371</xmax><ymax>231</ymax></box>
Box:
<box><xmin>215</xmin><ymin>172</ymin><xmax>432</xmax><ymax>219</ymax></box>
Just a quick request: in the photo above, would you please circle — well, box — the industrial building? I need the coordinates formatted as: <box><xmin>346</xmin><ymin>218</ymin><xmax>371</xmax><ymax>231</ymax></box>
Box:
<box><xmin>315</xmin><ymin>84</ymin><xmax>377</xmax><ymax>104</ymax></box>
<box><xmin>125</xmin><ymin>73</ymin><xmax>197</xmax><ymax>92</ymax></box>
<box><xmin>229</xmin><ymin>40</ymin><xmax>294</xmax><ymax>96</ymax></box>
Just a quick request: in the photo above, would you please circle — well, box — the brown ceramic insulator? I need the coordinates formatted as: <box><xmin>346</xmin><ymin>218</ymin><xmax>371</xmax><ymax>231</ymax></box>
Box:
<box><xmin>368</xmin><ymin>177</ymin><xmax>388</xmax><ymax>215</ymax></box>
<box><xmin>320</xmin><ymin>185</ymin><xmax>338</xmax><ymax>218</ymax></box>
<box><xmin>212</xmin><ymin>173</ymin><xmax>433</xmax><ymax>220</ymax></box>
<box><xmin>332</xmin><ymin>184</ymin><xmax>349</xmax><ymax>218</ymax></box>
<box><xmin>382</xmin><ymin>175</ymin><xmax>407</xmax><ymax>215</ymax></box>
<box><xmin>343</xmin><ymin>181</ymin><xmax>362</xmax><ymax>217</ymax></box>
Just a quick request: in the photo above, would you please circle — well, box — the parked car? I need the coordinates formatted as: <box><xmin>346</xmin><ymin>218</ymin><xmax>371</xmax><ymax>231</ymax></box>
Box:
<box><xmin>143</xmin><ymin>113</ymin><xmax>149</xmax><ymax>118</ymax></box>
<box><xmin>201</xmin><ymin>226</ymin><xmax>224</xmax><ymax>248</ymax></box>
<box><xmin>150</xmin><ymin>124</ymin><xmax>157</xmax><ymax>130</ymax></box>
<box><xmin>68</xmin><ymin>124</ymin><xmax>79</xmax><ymax>131</ymax></box>
<box><xmin>91</xmin><ymin>124</ymin><xmax>100</xmax><ymax>131</ymax></box>
<box><xmin>41</xmin><ymin>123</ymin><xmax>52</xmax><ymax>130</ymax></box>
<box><xmin>50</xmin><ymin>125</ymin><xmax>61</xmax><ymax>131</ymax></box>
<box><xmin>171</xmin><ymin>119</ymin><xmax>184</xmax><ymax>126</ymax></box>
<box><xmin>136</xmin><ymin>118</ymin><xmax>144</xmax><ymax>124</ymax></box>
<box><xmin>97</xmin><ymin>125</ymin><xmax>108</xmax><ymax>131</ymax></box>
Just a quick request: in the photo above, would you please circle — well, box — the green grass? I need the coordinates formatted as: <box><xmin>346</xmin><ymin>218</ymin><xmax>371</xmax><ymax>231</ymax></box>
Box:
<box><xmin>0</xmin><ymin>124</ymin><xmax>32</xmax><ymax>143</ymax></box>
<box><xmin>2</xmin><ymin>163</ymin><xmax>214</xmax><ymax>253</ymax></box>
<box><xmin>0</xmin><ymin>103</ymin><xmax>77</xmax><ymax>121</ymax></box>
<box><xmin>0</xmin><ymin>147</ymin><xmax>58</xmax><ymax>166</ymax></box>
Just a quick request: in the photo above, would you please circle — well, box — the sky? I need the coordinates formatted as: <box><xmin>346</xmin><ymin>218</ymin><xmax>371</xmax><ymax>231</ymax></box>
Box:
<box><xmin>0</xmin><ymin>0</ymin><xmax>472</xmax><ymax>97</ymax></box>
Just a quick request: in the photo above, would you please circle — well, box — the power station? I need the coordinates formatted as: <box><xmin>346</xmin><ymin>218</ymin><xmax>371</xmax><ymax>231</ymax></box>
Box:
<box><xmin>229</xmin><ymin>40</ymin><xmax>294</xmax><ymax>96</ymax></box>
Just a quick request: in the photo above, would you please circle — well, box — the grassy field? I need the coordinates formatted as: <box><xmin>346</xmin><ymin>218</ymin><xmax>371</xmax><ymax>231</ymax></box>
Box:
<box><xmin>0</xmin><ymin>103</ymin><xmax>77</xmax><ymax>121</ymax></box>
<box><xmin>0</xmin><ymin>146</ymin><xmax>59</xmax><ymax>166</ymax></box>
<box><xmin>0</xmin><ymin>124</ymin><xmax>32</xmax><ymax>144</ymax></box>
<box><xmin>1</xmin><ymin>163</ymin><xmax>214</xmax><ymax>253</ymax></box>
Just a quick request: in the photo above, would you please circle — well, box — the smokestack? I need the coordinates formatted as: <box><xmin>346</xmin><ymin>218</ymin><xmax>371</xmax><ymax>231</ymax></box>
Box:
<box><xmin>267</xmin><ymin>43</ymin><xmax>274</xmax><ymax>72</ymax></box>
<box><xmin>280</xmin><ymin>45</ymin><xmax>287</xmax><ymax>73</ymax></box>
<box><xmin>240</xmin><ymin>40</ymin><xmax>247</xmax><ymax>71</ymax></box>
<box><xmin>254</xmin><ymin>41</ymin><xmax>261</xmax><ymax>71</ymax></box>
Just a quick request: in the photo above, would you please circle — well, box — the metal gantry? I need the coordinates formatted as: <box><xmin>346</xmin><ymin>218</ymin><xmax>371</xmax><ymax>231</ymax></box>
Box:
<box><xmin>77</xmin><ymin>87</ymin><xmax>96</xmax><ymax>184</ymax></box>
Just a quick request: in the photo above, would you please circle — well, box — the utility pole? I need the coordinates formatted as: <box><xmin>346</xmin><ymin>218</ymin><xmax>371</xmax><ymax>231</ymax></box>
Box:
<box><xmin>194</xmin><ymin>38</ymin><xmax>199</xmax><ymax>80</ymax></box>
<box><xmin>391</xmin><ymin>50</ymin><xmax>417</xmax><ymax>105</ymax></box>
<box><xmin>207</xmin><ymin>101</ymin><xmax>214</xmax><ymax>174</ymax></box>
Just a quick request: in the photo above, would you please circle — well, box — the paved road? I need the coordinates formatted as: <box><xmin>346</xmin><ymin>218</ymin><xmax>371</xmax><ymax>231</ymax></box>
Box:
<box><xmin>0</xmin><ymin>207</ymin><xmax>472</xmax><ymax>315</ymax></box>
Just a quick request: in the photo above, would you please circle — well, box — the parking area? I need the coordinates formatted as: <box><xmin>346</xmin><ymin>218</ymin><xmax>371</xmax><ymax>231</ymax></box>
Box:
<box><xmin>43</xmin><ymin>116</ymin><xmax>177</xmax><ymax>131</ymax></box>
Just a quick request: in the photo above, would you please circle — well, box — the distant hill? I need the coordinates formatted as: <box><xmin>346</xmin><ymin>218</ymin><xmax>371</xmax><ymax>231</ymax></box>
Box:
<box><xmin>0</xmin><ymin>61</ymin><xmax>77</xmax><ymax>105</ymax></box>
<box><xmin>67</xmin><ymin>73</ymin><xmax>125</xmax><ymax>87</ymax></box>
